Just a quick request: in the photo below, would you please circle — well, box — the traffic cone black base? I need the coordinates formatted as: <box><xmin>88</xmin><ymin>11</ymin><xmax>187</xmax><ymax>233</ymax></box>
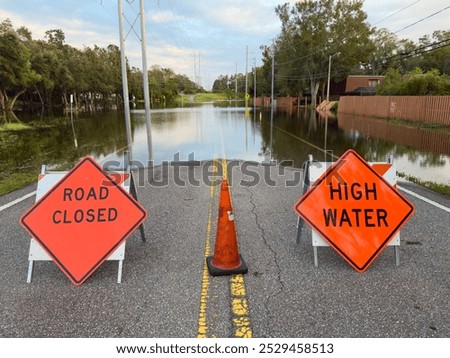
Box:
<box><xmin>206</xmin><ymin>255</ymin><xmax>248</xmax><ymax>277</ymax></box>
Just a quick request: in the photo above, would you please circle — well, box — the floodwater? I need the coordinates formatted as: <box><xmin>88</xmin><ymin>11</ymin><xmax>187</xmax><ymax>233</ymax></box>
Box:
<box><xmin>1</xmin><ymin>103</ymin><xmax>449</xmax><ymax>189</ymax></box>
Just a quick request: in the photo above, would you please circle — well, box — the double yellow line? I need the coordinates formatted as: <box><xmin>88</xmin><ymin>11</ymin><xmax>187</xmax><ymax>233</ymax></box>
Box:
<box><xmin>197</xmin><ymin>157</ymin><xmax>252</xmax><ymax>338</ymax></box>
<box><xmin>197</xmin><ymin>158</ymin><xmax>216</xmax><ymax>338</ymax></box>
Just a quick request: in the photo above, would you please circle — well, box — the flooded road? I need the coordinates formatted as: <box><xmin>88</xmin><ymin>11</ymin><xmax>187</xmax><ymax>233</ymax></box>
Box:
<box><xmin>1</xmin><ymin>103</ymin><xmax>449</xmax><ymax>189</ymax></box>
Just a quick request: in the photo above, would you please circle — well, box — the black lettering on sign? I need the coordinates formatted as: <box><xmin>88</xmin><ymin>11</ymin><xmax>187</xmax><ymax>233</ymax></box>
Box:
<box><xmin>86</xmin><ymin>208</ymin><xmax>95</xmax><ymax>222</ymax></box>
<box><xmin>323</xmin><ymin>208</ymin><xmax>389</xmax><ymax>227</ymax></box>
<box><xmin>97</xmin><ymin>208</ymin><xmax>107</xmax><ymax>222</ymax></box>
<box><xmin>340</xmin><ymin>209</ymin><xmax>352</xmax><ymax>226</ymax></box>
<box><xmin>62</xmin><ymin>187</ymin><xmax>109</xmax><ymax>201</ymax></box>
<box><xmin>329</xmin><ymin>182</ymin><xmax>378</xmax><ymax>201</ymax></box>
<box><xmin>52</xmin><ymin>208</ymin><xmax>118</xmax><ymax>224</ymax></box>
<box><xmin>323</xmin><ymin>208</ymin><xmax>337</xmax><ymax>226</ymax></box>
<box><xmin>86</xmin><ymin>188</ymin><xmax>96</xmax><ymax>200</ymax></box>
<box><xmin>63</xmin><ymin>188</ymin><xmax>72</xmax><ymax>201</ymax></box>
<box><xmin>53</xmin><ymin>210</ymin><xmax>62</xmax><ymax>224</ymax></box>
<box><xmin>329</xmin><ymin>183</ymin><xmax>346</xmax><ymax>200</ymax></box>
<box><xmin>377</xmin><ymin>209</ymin><xmax>388</xmax><ymax>226</ymax></box>
<box><xmin>74</xmin><ymin>209</ymin><xmax>84</xmax><ymax>223</ymax></box>
<box><xmin>108</xmin><ymin>208</ymin><xmax>118</xmax><ymax>221</ymax></box>
<box><xmin>365</xmin><ymin>183</ymin><xmax>377</xmax><ymax>200</ymax></box>
<box><xmin>75</xmin><ymin>188</ymin><xmax>84</xmax><ymax>200</ymax></box>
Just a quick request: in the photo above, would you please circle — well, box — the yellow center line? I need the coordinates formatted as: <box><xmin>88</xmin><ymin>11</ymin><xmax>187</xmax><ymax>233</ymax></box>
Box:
<box><xmin>197</xmin><ymin>157</ymin><xmax>217</xmax><ymax>338</ymax></box>
<box><xmin>230</xmin><ymin>274</ymin><xmax>252</xmax><ymax>337</ymax></box>
<box><xmin>221</xmin><ymin>157</ymin><xmax>228</xmax><ymax>181</ymax></box>
<box><xmin>221</xmin><ymin>157</ymin><xmax>253</xmax><ymax>338</ymax></box>
<box><xmin>273</xmin><ymin>124</ymin><xmax>339</xmax><ymax>159</ymax></box>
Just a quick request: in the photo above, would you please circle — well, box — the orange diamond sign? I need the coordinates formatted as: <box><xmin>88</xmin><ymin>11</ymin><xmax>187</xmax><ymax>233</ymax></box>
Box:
<box><xmin>294</xmin><ymin>149</ymin><xmax>414</xmax><ymax>272</ymax></box>
<box><xmin>20</xmin><ymin>156</ymin><xmax>147</xmax><ymax>285</ymax></box>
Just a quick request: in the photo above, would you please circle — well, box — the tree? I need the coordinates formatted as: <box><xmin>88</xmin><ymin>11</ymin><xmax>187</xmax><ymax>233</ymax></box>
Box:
<box><xmin>271</xmin><ymin>0</ymin><xmax>374</xmax><ymax>103</ymax></box>
<box><xmin>376</xmin><ymin>68</ymin><xmax>404</xmax><ymax>95</ymax></box>
<box><xmin>212</xmin><ymin>75</ymin><xmax>230</xmax><ymax>92</ymax></box>
<box><xmin>364</xmin><ymin>28</ymin><xmax>399</xmax><ymax>75</ymax></box>
<box><xmin>0</xmin><ymin>20</ymin><xmax>40</xmax><ymax>119</ymax></box>
<box><xmin>377</xmin><ymin>67</ymin><xmax>450</xmax><ymax>95</ymax></box>
<box><xmin>418</xmin><ymin>30</ymin><xmax>450</xmax><ymax>75</ymax></box>
<box><xmin>45</xmin><ymin>29</ymin><xmax>65</xmax><ymax>46</ymax></box>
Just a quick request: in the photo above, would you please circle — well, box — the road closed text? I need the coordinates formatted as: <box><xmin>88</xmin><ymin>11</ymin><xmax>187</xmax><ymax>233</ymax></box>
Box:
<box><xmin>52</xmin><ymin>186</ymin><xmax>118</xmax><ymax>224</ymax></box>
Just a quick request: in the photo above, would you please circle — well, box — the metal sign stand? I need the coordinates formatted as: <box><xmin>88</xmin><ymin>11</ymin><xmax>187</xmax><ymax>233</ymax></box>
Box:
<box><xmin>26</xmin><ymin>165</ymin><xmax>145</xmax><ymax>284</ymax></box>
<box><xmin>296</xmin><ymin>155</ymin><xmax>401</xmax><ymax>267</ymax></box>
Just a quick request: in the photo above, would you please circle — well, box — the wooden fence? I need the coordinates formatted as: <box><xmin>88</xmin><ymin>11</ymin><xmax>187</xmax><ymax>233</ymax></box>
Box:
<box><xmin>338</xmin><ymin>96</ymin><xmax>450</xmax><ymax>125</ymax></box>
<box><xmin>252</xmin><ymin>96</ymin><xmax>299</xmax><ymax>107</ymax></box>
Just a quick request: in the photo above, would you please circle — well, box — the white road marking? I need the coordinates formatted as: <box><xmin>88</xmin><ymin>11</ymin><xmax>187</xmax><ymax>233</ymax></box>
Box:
<box><xmin>1</xmin><ymin>185</ymin><xmax>448</xmax><ymax>215</ymax></box>
<box><xmin>398</xmin><ymin>185</ymin><xmax>450</xmax><ymax>213</ymax></box>
<box><xmin>0</xmin><ymin>191</ymin><xmax>36</xmax><ymax>212</ymax></box>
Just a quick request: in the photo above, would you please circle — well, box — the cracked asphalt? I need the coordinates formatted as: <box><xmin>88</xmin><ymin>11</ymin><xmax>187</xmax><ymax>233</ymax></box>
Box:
<box><xmin>0</xmin><ymin>161</ymin><xmax>449</xmax><ymax>337</ymax></box>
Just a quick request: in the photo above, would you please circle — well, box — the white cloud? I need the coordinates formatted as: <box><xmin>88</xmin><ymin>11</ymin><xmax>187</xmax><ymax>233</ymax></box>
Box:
<box><xmin>192</xmin><ymin>0</ymin><xmax>280</xmax><ymax>37</ymax></box>
<box><xmin>0</xmin><ymin>8</ymin><xmax>117</xmax><ymax>49</ymax></box>
<box><xmin>149</xmin><ymin>10</ymin><xmax>178</xmax><ymax>23</ymax></box>
<box><xmin>2</xmin><ymin>0</ymin><xmax>449</xmax><ymax>91</ymax></box>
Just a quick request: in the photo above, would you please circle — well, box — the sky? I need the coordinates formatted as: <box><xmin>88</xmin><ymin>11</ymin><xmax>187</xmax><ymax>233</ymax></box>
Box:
<box><xmin>1</xmin><ymin>0</ymin><xmax>449</xmax><ymax>90</ymax></box>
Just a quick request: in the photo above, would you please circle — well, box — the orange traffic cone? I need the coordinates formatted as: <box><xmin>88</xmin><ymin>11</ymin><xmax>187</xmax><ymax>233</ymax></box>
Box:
<box><xmin>207</xmin><ymin>179</ymin><xmax>248</xmax><ymax>276</ymax></box>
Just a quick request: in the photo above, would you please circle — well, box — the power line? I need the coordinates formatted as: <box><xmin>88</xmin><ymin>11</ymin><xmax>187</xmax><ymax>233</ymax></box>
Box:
<box><xmin>167</xmin><ymin>0</ymin><xmax>195</xmax><ymax>51</ymax></box>
<box><xmin>388</xmin><ymin>37</ymin><xmax>450</xmax><ymax>60</ymax></box>
<box><xmin>372</xmin><ymin>0</ymin><xmax>421</xmax><ymax>26</ymax></box>
<box><xmin>389</xmin><ymin>41</ymin><xmax>450</xmax><ymax>62</ymax></box>
<box><xmin>394</xmin><ymin>5</ymin><xmax>450</xmax><ymax>34</ymax></box>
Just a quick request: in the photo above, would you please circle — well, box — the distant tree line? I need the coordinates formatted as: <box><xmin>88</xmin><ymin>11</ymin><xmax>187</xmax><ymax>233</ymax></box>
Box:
<box><xmin>0</xmin><ymin>19</ymin><xmax>200</xmax><ymax>121</ymax></box>
<box><xmin>212</xmin><ymin>0</ymin><xmax>450</xmax><ymax>103</ymax></box>
<box><xmin>211</xmin><ymin>73</ymin><xmax>247</xmax><ymax>99</ymax></box>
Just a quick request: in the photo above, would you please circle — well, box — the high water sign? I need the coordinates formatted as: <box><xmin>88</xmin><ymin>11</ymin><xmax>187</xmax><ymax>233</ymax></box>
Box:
<box><xmin>294</xmin><ymin>149</ymin><xmax>415</xmax><ymax>272</ymax></box>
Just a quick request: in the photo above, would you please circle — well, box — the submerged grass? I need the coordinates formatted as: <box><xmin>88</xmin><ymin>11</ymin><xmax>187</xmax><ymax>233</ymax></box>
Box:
<box><xmin>0</xmin><ymin>122</ymin><xmax>32</xmax><ymax>131</ymax></box>
<box><xmin>397</xmin><ymin>172</ymin><xmax>450</xmax><ymax>196</ymax></box>
<box><xmin>388</xmin><ymin>118</ymin><xmax>450</xmax><ymax>133</ymax></box>
<box><xmin>0</xmin><ymin>118</ymin><xmax>66</xmax><ymax>196</ymax></box>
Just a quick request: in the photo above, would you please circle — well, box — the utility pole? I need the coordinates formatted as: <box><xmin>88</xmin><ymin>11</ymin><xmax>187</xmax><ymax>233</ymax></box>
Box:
<box><xmin>245</xmin><ymin>45</ymin><xmax>248</xmax><ymax>109</ymax></box>
<box><xmin>194</xmin><ymin>52</ymin><xmax>197</xmax><ymax>90</ymax></box>
<box><xmin>118</xmin><ymin>0</ymin><xmax>153</xmax><ymax>165</ymax></box>
<box><xmin>269</xmin><ymin>43</ymin><xmax>275</xmax><ymax>161</ymax></box>
<box><xmin>235</xmin><ymin>62</ymin><xmax>238</xmax><ymax>102</ymax></box>
<box><xmin>253</xmin><ymin>57</ymin><xmax>256</xmax><ymax>108</ymax></box>
<box><xmin>139</xmin><ymin>0</ymin><xmax>153</xmax><ymax>162</ymax></box>
<box><xmin>198</xmin><ymin>51</ymin><xmax>201</xmax><ymax>89</ymax></box>
<box><xmin>117</xmin><ymin>0</ymin><xmax>133</xmax><ymax>166</ymax></box>
<box><xmin>326</xmin><ymin>52</ymin><xmax>341</xmax><ymax>104</ymax></box>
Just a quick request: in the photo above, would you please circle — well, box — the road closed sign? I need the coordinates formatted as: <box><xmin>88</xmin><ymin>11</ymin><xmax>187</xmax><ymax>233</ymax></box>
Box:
<box><xmin>294</xmin><ymin>149</ymin><xmax>415</xmax><ymax>272</ymax></box>
<box><xmin>20</xmin><ymin>156</ymin><xmax>147</xmax><ymax>285</ymax></box>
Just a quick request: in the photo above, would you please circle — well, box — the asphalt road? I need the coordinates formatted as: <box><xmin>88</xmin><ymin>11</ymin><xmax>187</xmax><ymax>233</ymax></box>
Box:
<box><xmin>0</xmin><ymin>161</ymin><xmax>449</xmax><ymax>338</ymax></box>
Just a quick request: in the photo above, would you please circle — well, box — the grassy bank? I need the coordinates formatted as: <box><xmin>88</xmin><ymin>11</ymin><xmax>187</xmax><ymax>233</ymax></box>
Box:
<box><xmin>193</xmin><ymin>92</ymin><xmax>230</xmax><ymax>102</ymax></box>
<box><xmin>397</xmin><ymin>172</ymin><xmax>450</xmax><ymax>196</ymax></box>
<box><xmin>0</xmin><ymin>172</ymin><xmax>37</xmax><ymax>196</ymax></box>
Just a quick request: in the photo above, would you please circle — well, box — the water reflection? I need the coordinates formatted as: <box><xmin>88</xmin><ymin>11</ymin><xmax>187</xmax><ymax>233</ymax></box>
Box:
<box><xmin>262</xmin><ymin>108</ymin><xmax>449</xmax><ymax>185</ymax></box>
<box><xmin>338</xmin><ymin>113</ymin><xmax>450</xmax><ymax>156</ymax></box>
<box><xmin>124</xmin><ymin>105</ymin><xmax>264</xmax><ymax>165</ymax></box>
